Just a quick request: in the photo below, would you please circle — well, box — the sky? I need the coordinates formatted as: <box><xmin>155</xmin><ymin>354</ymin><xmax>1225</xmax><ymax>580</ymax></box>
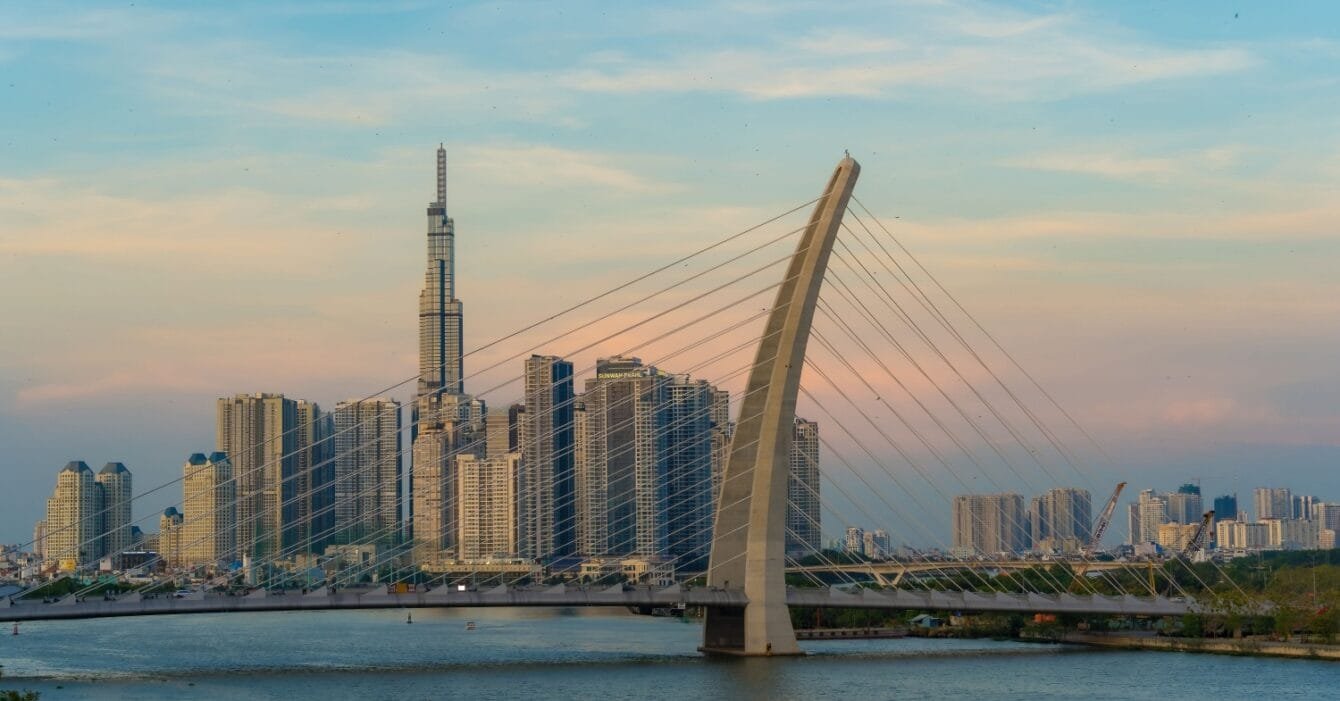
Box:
<box><xmin>2</xmin><ymin>1</ymin><xmax>1338</xmax><ymax>546</ymax></box>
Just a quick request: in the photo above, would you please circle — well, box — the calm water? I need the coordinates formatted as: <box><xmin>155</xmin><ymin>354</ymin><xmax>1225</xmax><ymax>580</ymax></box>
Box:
<box><xmin>1</xmin><ymin>608</ymin><xmax>1333</xmax><ymax>700</ymax></box>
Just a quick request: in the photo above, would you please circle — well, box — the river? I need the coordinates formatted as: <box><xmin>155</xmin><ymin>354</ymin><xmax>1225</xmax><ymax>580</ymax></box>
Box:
<box><xmin>1</xmin><ymin>608</ymin><xmax>1332</xmax><ymax>699</ymax></box>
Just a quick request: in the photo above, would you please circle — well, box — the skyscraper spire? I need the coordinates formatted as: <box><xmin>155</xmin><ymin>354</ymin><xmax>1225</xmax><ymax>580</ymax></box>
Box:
<box><xmin>436</xmin><ymin>144</ymin><xmax>447</xmax><ymax>209</ymax></box>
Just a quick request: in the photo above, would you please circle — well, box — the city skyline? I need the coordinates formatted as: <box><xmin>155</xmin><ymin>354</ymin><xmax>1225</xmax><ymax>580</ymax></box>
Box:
<box><xmin>4</xmin><ymin>1</ymin><xmax>1340</xmax><ymax>545</ymax></box>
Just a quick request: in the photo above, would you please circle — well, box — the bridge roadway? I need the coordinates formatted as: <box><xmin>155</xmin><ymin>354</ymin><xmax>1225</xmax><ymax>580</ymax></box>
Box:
<box><xmin>789</xmin><ymin>560</ymin><xmax>1149</xmax><ymax>586</ymax></box>
<box><xmin>4</xmin><ymin>583</ymin><xmax>1193</xmax><ymax>622</ymax></box>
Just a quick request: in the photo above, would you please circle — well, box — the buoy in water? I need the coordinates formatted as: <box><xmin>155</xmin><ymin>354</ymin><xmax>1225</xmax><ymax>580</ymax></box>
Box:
<box><xmin>12</xmin><ymin>622</ymin><xmax>18</xmax><ymax>636</ymax></box>
<box><xmin>406</xmin><ymin>612</ymin><xmax>413</xmax><ymax>624</ymax></box>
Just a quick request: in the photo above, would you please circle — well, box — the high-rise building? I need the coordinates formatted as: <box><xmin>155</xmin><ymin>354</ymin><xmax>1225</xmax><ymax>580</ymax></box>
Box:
<box><xmin>1314</xmin><ymin>503</ymin><xmax>1340</xmax><ymax>532</ymax></box>
<box><xmin>456</xmin><ymin>413</ymin><xmax>521</xmax><ymax>562</ymax></box>
<box><xmin>1217</xmin><ymin>520</ymin><xmax>1269</xmax><ymax>551</ymax></box>
<box><xmin>786</xmin><ymin>418</ymin><xmax>821</xmax><ymax>558</ymax></box>
<box><xmin>41</xmin><ymin>461</ymin><xmax>102</xmax><ymax>571</ymax></box>
<box><xmin>1136</xmin><ymin>489</ymin><xmax>1168</xmax><ymax>545</ymax></box>
<box><xmin>159</xmin><ymin>507</ymin><xmax>184</xmax><ymax>569</ymax></box>
<box><xmin>96</xmin><ymin>462</ymin><xmax>133</xmax><ymax>560</ymax></box>
<box><xmin>708</xmin><ymin>388</ymin><xmax>732</xmax><ymax>502</ymax></box>
<box><xmin>953</xmin><ymin>493</ymin><xmax>1028</xmax><ymax>556</ymax></box>
<box><xmin>844</xmin><ymin>526</ymin><xmax>864</xmax><ymax>555</ymax></box>
<box><xmin>410</xmin><ymin>398</ymin><xmax>480</xmax><ymax>565</ymax></box>
<box><xmin>862</xmin><ymin>529</ymin><xmax>890</xmax><ymax>560</ymax></box>
<box><xmin>1167</xmin><ymin>491</ymin><xmax>1203</xmax><ymax>525</ymax></box>
<box><xmin>410</xmin><ymin>146</ymin><xmax>481</xmax><ymax>563</ymax></box>
<box><xmin>294</xmin><ymin>399</ymin><xmax>334</xmax><ymax>553</ymax></box>
<box><xmin>1254</xmin><ymin>487</ymin><xmax>1292</xmax><ymax>521</ymax></box>
<box><xmin>1263</xmin><ymin>518</ymin><xmax>1320</xmax><ymax>550</ymax></box>
<box><xmin>521</xmin><ymin>355</ymin><xmax>576</xmax><ymax>560</ymax></box>
<box><xmin>418</xmin><ymin>144</ymin><xmax>465</xmax><ymax>400</ymax></box>
<box><xmin>1156</xmin><ymin>522</ymin><xmax>1200</xmax><ymax>553</ymax></box>
<box><xmin>581</xmin><ymin>357</ymin><xmax>669</xmax><ymax>559</ymax></box>
<box><xmin>217</xmin><ymin>393</ymin><xmax>325</xmax><ymax>560</ymax></box>
<box><xmin>1213</xmin><ymin>494</ymin><xmax>1238</xmax><ymax>521</ymax></box>
<box><xmin>332</xmin><ymin>398</ymin><xmax>402</xmax><ymax>546</ymax></box>
<box><xmin>1293</xmin><ymin>494</ymin><xmax>1319</xmax><ymax>521</ymax></box>
<box><xmin>1126</xmin><ymin>502</ymin><xmax>1141</xmax><ymax>545</ymax></box>
<box><xmin>662</xmin><ymin>375</ymin><xmax>718</xmax><ymax>569</ymax></box>
<box><xmin>181</xmin><ymin>452</ymin><xmax>236</xmax><ymax>569</ymax></box>
<box><xmin>1029</xmin><ymin>488</ymin><xmax>1091</xmax><ymax>554</ymax></box>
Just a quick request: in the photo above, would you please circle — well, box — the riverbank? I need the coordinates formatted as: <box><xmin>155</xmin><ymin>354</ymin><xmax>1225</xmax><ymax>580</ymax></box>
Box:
<box><xmin>1059</xmin><ymin>632</ymin><xmax>1340</xmax><ymax>661</ymax></box>
<box><xmin>796</xmin><ymin>626</ymin><xmax>907</xmax><ymax>640</ymax></box>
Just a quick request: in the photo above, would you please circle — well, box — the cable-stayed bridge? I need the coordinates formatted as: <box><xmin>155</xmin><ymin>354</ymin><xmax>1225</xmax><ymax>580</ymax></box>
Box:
<box><xmin>11</xmin><ymin>155</ymin><xmax>1236</xmax><ymax>655</ymax></box>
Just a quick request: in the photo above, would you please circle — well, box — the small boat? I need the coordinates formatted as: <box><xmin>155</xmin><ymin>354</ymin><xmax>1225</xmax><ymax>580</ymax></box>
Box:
<box><xmin>465</xmin><ymin>621</ymin><xmax>476</xmax><ymax>631</ymax></box>
<box><xmin>406</xmin><ymin>612</ymin><xmax>413</xmax><ymax>625</ymax></box>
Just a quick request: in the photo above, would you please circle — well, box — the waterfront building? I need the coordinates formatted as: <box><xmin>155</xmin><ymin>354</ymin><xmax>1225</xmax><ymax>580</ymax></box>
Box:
<box><xmin>410</xmin><ymin>404</ymin><xmax>480</xmax><ymax>565</ymax></box>
<box><xmin>786</xmin><ymin>418</ymin><xmax>821</xmax><ymax>558</ymax></box>
<box><xmin>663</xmin><ymin>375</ymin><xmax>718</xmax><ymax>569</ymax></box>
<box><xmin>410</xmin><ymin>145</ymin><xmax>481</xmax><ymax>564</ymax></box>
<box><xmin>521</xmin><ymin>355</ymin><xmax>576</xmax><ymax>560</ymax></box>
<box><xmin>1254</xmin><ymin>487</ymin><xmax>1292</xmax><ymax>521</ymax></box>
<box><xmin>96</xmin><ymin>463</ymin><xmax>133</xmax><ymax>561</ymax></box>
<box><xmin>294</xmin><ymin>399</ymin><xmax>334</xmax><ymax>553</ymax></box>
<box><xmin>455</xmin><ymin>452</ymin><xmax>521</xmax><ymax>561</ymax></box>
<box><xmin>181</xmin><ymin>452</ymin><xmax>236</xmax><ymax>569</ymax></box>
<box><xmin>953</xmin><ymin>493</ymin><xmax>1028</xmax><ymax>556</ymax></box>
<box><xmin>1029</xmin><ymin>488</ymin><xmax>1091</xmax><ymax>554</ymax></box>
<box><xmin>217</xmin><ymin>393</ymin><xmax>325</xmax><ymax>560</ymax></box>
<box><xmin>159</xmin><ymin>507</ymin><xmax>184</xmax><ymax>569</ymax></box>
<box><xmin>581</xmin><ymin>356</ymin><xmax>669</xmax><ymax>559</ymax></box>
<box><xmin>331</xmin><ymin>398</ymin><xmax>402</xmax><ymax>546</ymax></box>
<box><xmin>41</xmin><ymin>461</ymin><xmax>102</xmax><ymax>571</ymax></box>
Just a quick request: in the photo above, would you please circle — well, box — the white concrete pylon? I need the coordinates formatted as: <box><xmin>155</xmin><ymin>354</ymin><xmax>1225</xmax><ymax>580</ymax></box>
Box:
<box><xmin>702</xmin><ymin>155</ymin><xmax>860</xmax><ymax>656</ymax></box>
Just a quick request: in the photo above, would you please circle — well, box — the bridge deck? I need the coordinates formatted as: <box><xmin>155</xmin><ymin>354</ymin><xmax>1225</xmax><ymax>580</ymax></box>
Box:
<box><xmin>4</xmin><ymin>585</ymin><xmax>1192</xmax><ymax>622</ymax></box>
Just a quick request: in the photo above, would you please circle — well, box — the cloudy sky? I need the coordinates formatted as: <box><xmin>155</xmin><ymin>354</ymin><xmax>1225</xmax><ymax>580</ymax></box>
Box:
<box><xmin>2</xmin><ymin>1</ymin><xmax>1338</xmax><ymax>545</ymax></box>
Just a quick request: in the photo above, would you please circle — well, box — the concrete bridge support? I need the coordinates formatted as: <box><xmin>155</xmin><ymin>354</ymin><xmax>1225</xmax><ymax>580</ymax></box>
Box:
<box><xmin>702</xmin><ymin>155</ymin><xmax>860</xmax><ymax>656</ymax></box>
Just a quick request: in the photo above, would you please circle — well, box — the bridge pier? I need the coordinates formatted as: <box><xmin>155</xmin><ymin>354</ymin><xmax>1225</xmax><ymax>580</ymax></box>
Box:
<box><xmin>701</xmin><ymin>155</ymin><xmax>860</xmax><ymax>656</ymax></box>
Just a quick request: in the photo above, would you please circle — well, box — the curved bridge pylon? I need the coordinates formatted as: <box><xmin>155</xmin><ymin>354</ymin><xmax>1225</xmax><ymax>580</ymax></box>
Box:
<box><xmin>702</xmin><ymin>155</ymin><xmax>860</xmax><ymax>656</ymax></box>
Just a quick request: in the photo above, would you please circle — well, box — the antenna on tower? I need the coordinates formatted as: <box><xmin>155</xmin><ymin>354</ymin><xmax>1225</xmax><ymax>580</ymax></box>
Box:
<box><xmin>436</xmin><ymin>144</ymin><xmax>447</xmax><ymax>208</ymax></box>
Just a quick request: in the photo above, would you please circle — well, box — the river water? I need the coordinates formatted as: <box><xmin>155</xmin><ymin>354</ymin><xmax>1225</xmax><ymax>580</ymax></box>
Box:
<box><xmin>0</xmin><ymin>608</ymin><xmax>1332</xmax><ymax>699</ymax></box>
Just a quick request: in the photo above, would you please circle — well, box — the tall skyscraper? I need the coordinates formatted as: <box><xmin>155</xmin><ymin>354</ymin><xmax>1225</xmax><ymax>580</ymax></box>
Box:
<box><xmin>521</xmin><ymin>355</ymin><xmax>576</xmax><ymax>560</ymax></box>
<box><xmin>663</xmin><ymin>375</ymin><xmax>718</xmax><ymax>569</ymax></box>
<box><xmin>582</xmin><ymin>356</ymin><xmax>669</xmax><ymax>558</ymax></box>
<box><xmin>41</xmin><ymin>461</ymin><xmax>102</xmax><ymax>571</ymax></box>
<box><xmin>1029</xmin><ymin>487</ymin><xmax>1091</xmax><ymax>554</ymax></box>
<box><xmin>96</xmin><ymin>462</ymin><xmax>133</xmax><ymax>560</ymax></box>
<box><xmin>418</xmin><ymin>144</ymin><xmax>465</xmax><ymax>401</ymax></box>
<box><xmin>410</xmin><ymin>146</ymin><xmax>482</xmax><ymax>565</ymax></box>
<box><xmin>786</xmin><ymin>417</ymin><xmax>821</xmax><ymax>558</ymax></box>
<box><xmin>332</xmin><ymin>398</ymin><xmax>402</xmax><ymax>546</ymax></box>
<box><xmin>181</xmin><ymin>452</ymin><xmax>236</xmax><ymax>569</ymax></box>
<box><xmin>952</xmin><ymin>493</ymin><xmax>1028</xmax><ymax>556</ymax></box>
<box><xmin>217</xmin><ymin>393</ymin><xmax>324</xmax><ymax>560</ymax></box>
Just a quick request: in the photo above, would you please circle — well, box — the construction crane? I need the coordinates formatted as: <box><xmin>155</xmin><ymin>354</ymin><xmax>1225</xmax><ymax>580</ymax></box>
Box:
<box><xmin>1086</xmin><ymin>481</ymin><xmax>1126</xmax><ymax>556</ymax></box>
<box><xmin>1181</xmin><ymin>510</ymin><xmax>1216</xmax><ymax>558</ymax></box>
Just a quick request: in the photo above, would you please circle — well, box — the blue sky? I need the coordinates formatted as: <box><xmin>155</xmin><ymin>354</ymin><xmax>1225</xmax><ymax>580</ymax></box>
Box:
<box><xmin>2</xmin><ymin>1</ymin><xmax>1339</xmax><ymax>545</ymax></box>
